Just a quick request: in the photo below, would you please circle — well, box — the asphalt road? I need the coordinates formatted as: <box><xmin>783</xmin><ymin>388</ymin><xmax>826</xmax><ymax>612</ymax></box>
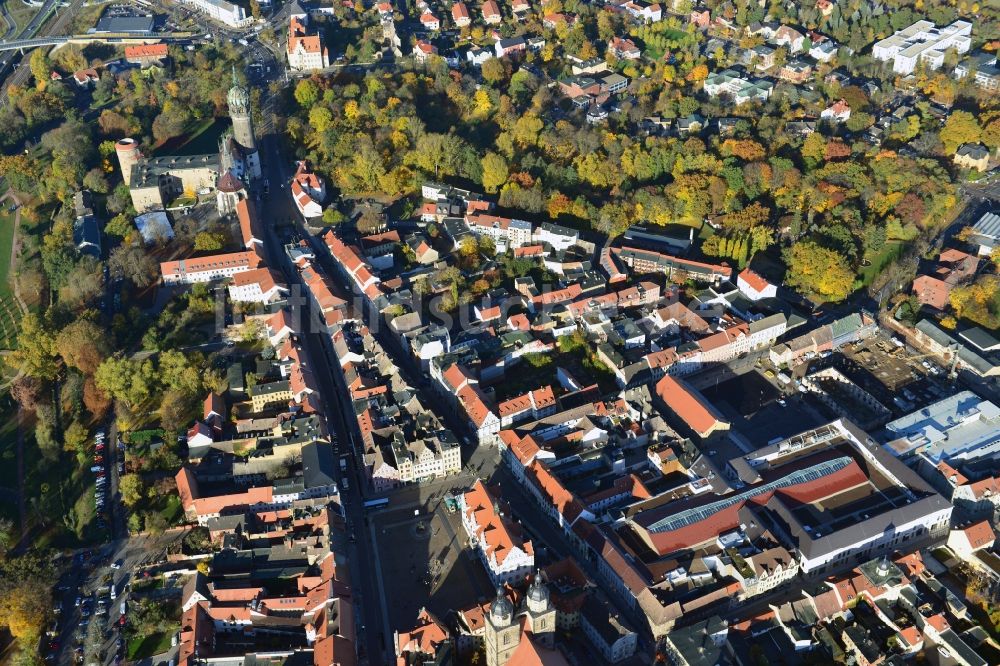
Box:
<box><xmin>0</xmin><ymin>0</ymin><xmax>86</xmax><ymax>103</ymax></box>
<box><xmin>0</xmin><ymin>0</ymin><xmax>57</xmax><ymax>68</ymax></box>
<box><xmin>51</xmin><ymin>530</ymin><xmax>186</xmax><ymax>666</ymax></box>
<box><xmin>245</xmin><ymin>46</ymin><xmax>396</xmax><ymax>661</ymax></box>
<box><xmin>0</xmin><ymin>1</ymin><xmax>16</xmax><ymax>41</ymax></box>
<box><xmin>961</xmin><ymin>174</ymin><xmax>1000</xmax><ymax>203</ymax></box>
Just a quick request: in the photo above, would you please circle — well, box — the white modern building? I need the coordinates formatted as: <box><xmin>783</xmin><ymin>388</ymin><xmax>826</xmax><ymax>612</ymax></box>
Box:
<box><xmin>884</xmin><ymin>391</ymin><xmax>1000</xmax><ymax>465</ymax></box>
<box><xmin>160</xmin><ymin>250</ymin><xmax>262</xmax><ymax>285</ymax></box>
<box><xmin>177</xmin><ymin>0</ymin><xmax>251</xmax><ymax>28</ymax></box>
<box><xmin>872</xmin><ymin>20</ymin><xmax>972</xmax><ymax>75</ymax></box>
<box><xmin>736</xmin><ymin>268</ymin><xmax>777</xmax><ymax>301</ymax></box>
<box><xmin>702</xmin><ymin>69</ymin><xmax>772</xmax><ymax>104</ymax></box>
<box><xmin>533</xmin><ymin>222</ymin><xmax>579</xmax><ymax>252</ymax></box>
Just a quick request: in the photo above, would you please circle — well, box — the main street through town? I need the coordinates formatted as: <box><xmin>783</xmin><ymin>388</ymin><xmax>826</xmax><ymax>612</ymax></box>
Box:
<box><xmin>248</xmin><ymin>41</ymin><xmax>395</xmax><ymax>661</ymax></box>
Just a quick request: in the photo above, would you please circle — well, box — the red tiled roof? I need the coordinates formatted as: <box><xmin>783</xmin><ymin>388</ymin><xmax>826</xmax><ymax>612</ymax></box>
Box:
<box><xmin>457</xmin><ymin>384</ymin><xmax>495</xmax><ymax>427</ymax></box>
<box><xmin>506</xmin><ymin>631</ymin><xmax>570</xmax><ymax>666</ymax></box>
<box><xmin>959</xmin><ymin>520</ymin><xmax>995</xmax><ymax>550</ymax></box>
<box><xmin>441</xmin><ymin>364</ymin><xmax>469</xmax><ymax>392</ymax></box>
<box><xmin>160</xmin><ymin>249</ymin><xmax>263</xmax><ymax>277</ymax></box>
<box><xmin>655</xmin><ymin>375</ymin><xmax>727</xmax><ymax>437</ymax></box>
<box><xmin>911</xmin><ymin>275</ymin><xmax>950</xmax><ymax>310</ymax></box>
<box><xmin>509</xmin><ymin>435</ymin><xmax>542</xmax><ymax>465</ymax></box>
<box><xmin>204</xmin><ymin>393</ymin><xmax>224</xmax><ymax>420</ymax></box>
<box><xmin>288</xmin><ymin>16</ymin><xmax>325</xmax><ymax>55</ymax></box>
<box><xmin>514</xmin><ymin>245</ymin><xmax>544</xmax><ymax>258</ymax></box>
<box><xmin>899</xmin><ymin>625</ymin><xmax>921</xmax><ymax>647</ymax></box>
<box><xmin>936</xmin><ymin>460</ymin><xmax>968</xmax><ymax>486</ymax></box>
<box><xmin>925</xmin><ymin>613</ymin><xmax>948</xmax><ymax>633</ymax></box>
<box><xmin>526</xmin><ymin>461</ymin><xmax>580</xmax><ymax>521</ymax></box>
<box><xmin>642</xmin><ymin>459</ymin><xmax>868</xmax><ymax>555</ymax></box>
<box><xmin>396</xmin><ymin>609</ymin><xmax>449</xmax><ymax>658</ymax></box>
<box><xmin>231</xmin><ymin>266</ymin><xmax>283</xmax><ymax>292</ymax></box>
<box><xmin>738</xmin><ymin>268</ymin><xmax>771</xmax><ymax>293</ymax></box>
<box><xmin>463</xmin><ymin>480</ymin><xmax>533</xmax><ymax>565</ymax></box>
<box><xmin>125</xmin><ymin>43</ymin><xmax>168</xmax><ymax>59</ymax></box>
<box><xmin>968</xmin><ymin>475</ymin><xmax>1000</xmax><ymax>499</ymax></box>
<box><xmin>532</xmin><ymin>386</ymin><xmax>555</xmax><ymax>409</ymax></box>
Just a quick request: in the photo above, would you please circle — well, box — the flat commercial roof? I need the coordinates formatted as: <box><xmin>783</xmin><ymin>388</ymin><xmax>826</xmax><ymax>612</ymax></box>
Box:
<box><xmin>884</xmin><ymin>390</ymin><xmax>1000</xmax><ymax>461</ymax></box>
<box><xmin>94</xmin><ymin>15</ymin><xmax>155</xmax><ymax>33</ymax></box>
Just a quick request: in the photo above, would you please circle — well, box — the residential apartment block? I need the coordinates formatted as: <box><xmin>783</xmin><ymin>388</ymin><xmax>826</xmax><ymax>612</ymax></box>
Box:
<box><xmin>872</xmin><ymin>20</ymin><xmax>972</xmax><ymax>75</ymax></box>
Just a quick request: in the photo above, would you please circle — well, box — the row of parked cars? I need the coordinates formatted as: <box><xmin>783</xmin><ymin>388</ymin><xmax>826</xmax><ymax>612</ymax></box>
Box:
<box><xmin>93</xmin><ymin>430</ymin><xmax>109</xmax><ymax>528</ymax></box>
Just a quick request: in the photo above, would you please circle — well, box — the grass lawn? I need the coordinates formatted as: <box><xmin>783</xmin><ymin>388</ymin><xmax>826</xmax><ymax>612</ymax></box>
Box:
<box><xmin>0</xmin><ymin>206</ymin><xmax>24</xmax><ymax>349</ymax></box>
<box><xmin>153</xmin><ymin>117</ymin><xmax>229</xmax><ymax>157</ymax></box>
<box><xmin>127</xmin><ymin>631</ymin><xmax>174</xmax><ymax>660</ymax></box>
<box><xmin>858</xmin><ymin>241</ymin><xmax>903</xmax><ymax>287</ymax></box>
<box><xmin>22</xmin><ymin>428</ymin><xmax>103</xmax><ymax>548</ymax></box>
<box><xmin>0</xmin><ymin>295</ymin><xmax>22</xmax><ymax>350</ymax></box>
<box><xmin>0</xmin><ymin>206</ymin><xmax>17</xmax><ymax>300</ymax></box>
<box><xmin>491</xmin><ymin>356</ymin><xmax>555</xmax><ymax>402</ymax></box>
<box><xmin>160</xmin><ymin>495</ymin><xmax>183</xmax><ymax>524</ymax></box>
<box><xmin>4</xmin><ymin>1</ymin><xmax>43</xmax><ymax>34</ymax></box>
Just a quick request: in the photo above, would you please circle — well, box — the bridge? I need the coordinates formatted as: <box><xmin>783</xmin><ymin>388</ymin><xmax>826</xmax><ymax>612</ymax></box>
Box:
<box><xmin>0</xmin><ymin>31</ymin><xmax>200</xmax><ymax>53</ymax></box>
<box><xmin>0</xmin><ymin>36</ymin><xmax>67</xmax><ymax>51</ymax></box>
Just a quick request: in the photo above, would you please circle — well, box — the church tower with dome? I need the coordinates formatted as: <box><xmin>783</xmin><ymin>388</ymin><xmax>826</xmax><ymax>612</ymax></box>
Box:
<box><xmin>483</xmin><ymin>576</ymin><xmax>557</xmax><ymax>666</ymax></box>
<box><xmin>485</xmin><ymin>588</ymin><xmax>521</xmax><ymax>666</ymax></box>
<box><xmin>524</xmin><ymin>575</ymin><xmax>556</xmax><ymax>648</ymax></box>
<box><xmin>225</xmin><ymin>68</ymin><xmax>261</xmax><ymax>180</ymax></box>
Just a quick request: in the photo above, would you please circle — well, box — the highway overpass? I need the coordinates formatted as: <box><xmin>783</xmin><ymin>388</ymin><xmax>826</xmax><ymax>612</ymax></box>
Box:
<box><xmin>0</xmin><ymin>31</ymin><xmax>200</xmax><ymax>53</ymax></box>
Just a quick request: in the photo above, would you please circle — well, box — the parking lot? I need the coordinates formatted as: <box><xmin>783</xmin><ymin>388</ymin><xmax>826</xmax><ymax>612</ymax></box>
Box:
<box><xmin>49</xmin><ymin>530</ymin><xmax>187</xmax><ymax>666</ymax></box>
<box><xmin>371</xmin><ymin>498</ymin><xmax>493</xmax><ymax>632</ymax></box>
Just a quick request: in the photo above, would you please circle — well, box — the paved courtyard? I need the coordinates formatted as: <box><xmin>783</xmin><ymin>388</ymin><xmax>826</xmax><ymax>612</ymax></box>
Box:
<box><xmin>701</xmin><ymin>370</ymin><xmax>827</xmax><ymax>448</ymax></box>
<box><xmin>371</xmin><ymin>497</ymin><xmax>494</xmax><ymax>631</ymax></box>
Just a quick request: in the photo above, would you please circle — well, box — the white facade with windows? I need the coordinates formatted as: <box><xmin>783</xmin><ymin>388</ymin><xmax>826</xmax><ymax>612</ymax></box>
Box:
<box><xmin>177</xmin><ymin>0</ymin><xmax>250</xmax><ymax>27</ymax></box>
<box><xmin>872</xmin><ymin>20</ymin><xmax>971</xmax><ymax>75</ymax></box>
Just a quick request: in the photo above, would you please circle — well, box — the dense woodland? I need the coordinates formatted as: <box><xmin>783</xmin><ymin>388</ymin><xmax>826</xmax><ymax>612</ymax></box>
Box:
<box><xmin>284</xmin><ymin>3</ymin><xmax>998</xmax><ymax>303</ymax></box>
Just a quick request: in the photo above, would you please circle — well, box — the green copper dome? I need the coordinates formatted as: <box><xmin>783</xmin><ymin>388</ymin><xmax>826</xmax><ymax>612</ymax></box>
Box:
<box><xmin>227</xmin><ymin>67</ymin><xmax>250</xmax><ymax>115</ymax></box>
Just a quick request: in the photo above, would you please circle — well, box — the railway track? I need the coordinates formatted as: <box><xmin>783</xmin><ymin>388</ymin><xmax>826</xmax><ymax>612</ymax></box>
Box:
<box><xmin>0</xmin><ymin>0</ymin><xmax>86</xmax><ymax>104</ymax></box>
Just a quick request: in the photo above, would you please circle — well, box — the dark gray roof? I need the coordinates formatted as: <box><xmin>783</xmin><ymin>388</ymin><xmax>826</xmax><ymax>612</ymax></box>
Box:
<box><xmin>972</xmin><ymin>211</ymin><xmax>1000</xmax><ymax>240</ymax></box>
<box><xmin>937</xmin><ymin>629</ymin><xmax>987</xmax><ymax>666</ymax></box>
<box><xmin>957</xmin><ymin>143</ymin><xmax>989</xmax><ymax>159</ymax></box>
<box><xmin>666</xmin><ymin>615</ymin><xmax>730</xmax><ymax>665</ymax></box>
<box><xmin>129</xmin><ymin>154</ymin><xmax>220</xmax><ymax>189</ymax></box>
<box><xmin>301</xmin><ymin>442</ymin><xmax>336</xmax><ymax>489</ymax></box>
<box><xmin>93</xmin><ymin>15</ymin><xmax>155</xmax><ymax>33</ymax></box>
<box><xmin>959</xmin><ymin>326</ymin><xmax>1000</xmax><ymax>352</ymax></box>
<box><xmin>206</xmin><ymin>513</ymin><xmax>247</xmax><ymax>533</ymax></box>
<box><xmin>253</xmin><ymin>380</ymin><xmax>291</xmax><ymax>396</ymax></box>
<box><xmin>580</xmin><ymin>594</ymin><xmax>634</xmax><ymax>646</ymax></box>
<box><xmin>74</xmin><ymin>214</ymin><xmax>102</xmax><ymax>258</ymax></box>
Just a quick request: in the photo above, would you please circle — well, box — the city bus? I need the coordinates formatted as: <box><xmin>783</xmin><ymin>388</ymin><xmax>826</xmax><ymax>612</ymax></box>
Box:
<box><xmin>363</xmin><ymin>498</ymin><xmax>389</xmax><ymax>510</ymax></box>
